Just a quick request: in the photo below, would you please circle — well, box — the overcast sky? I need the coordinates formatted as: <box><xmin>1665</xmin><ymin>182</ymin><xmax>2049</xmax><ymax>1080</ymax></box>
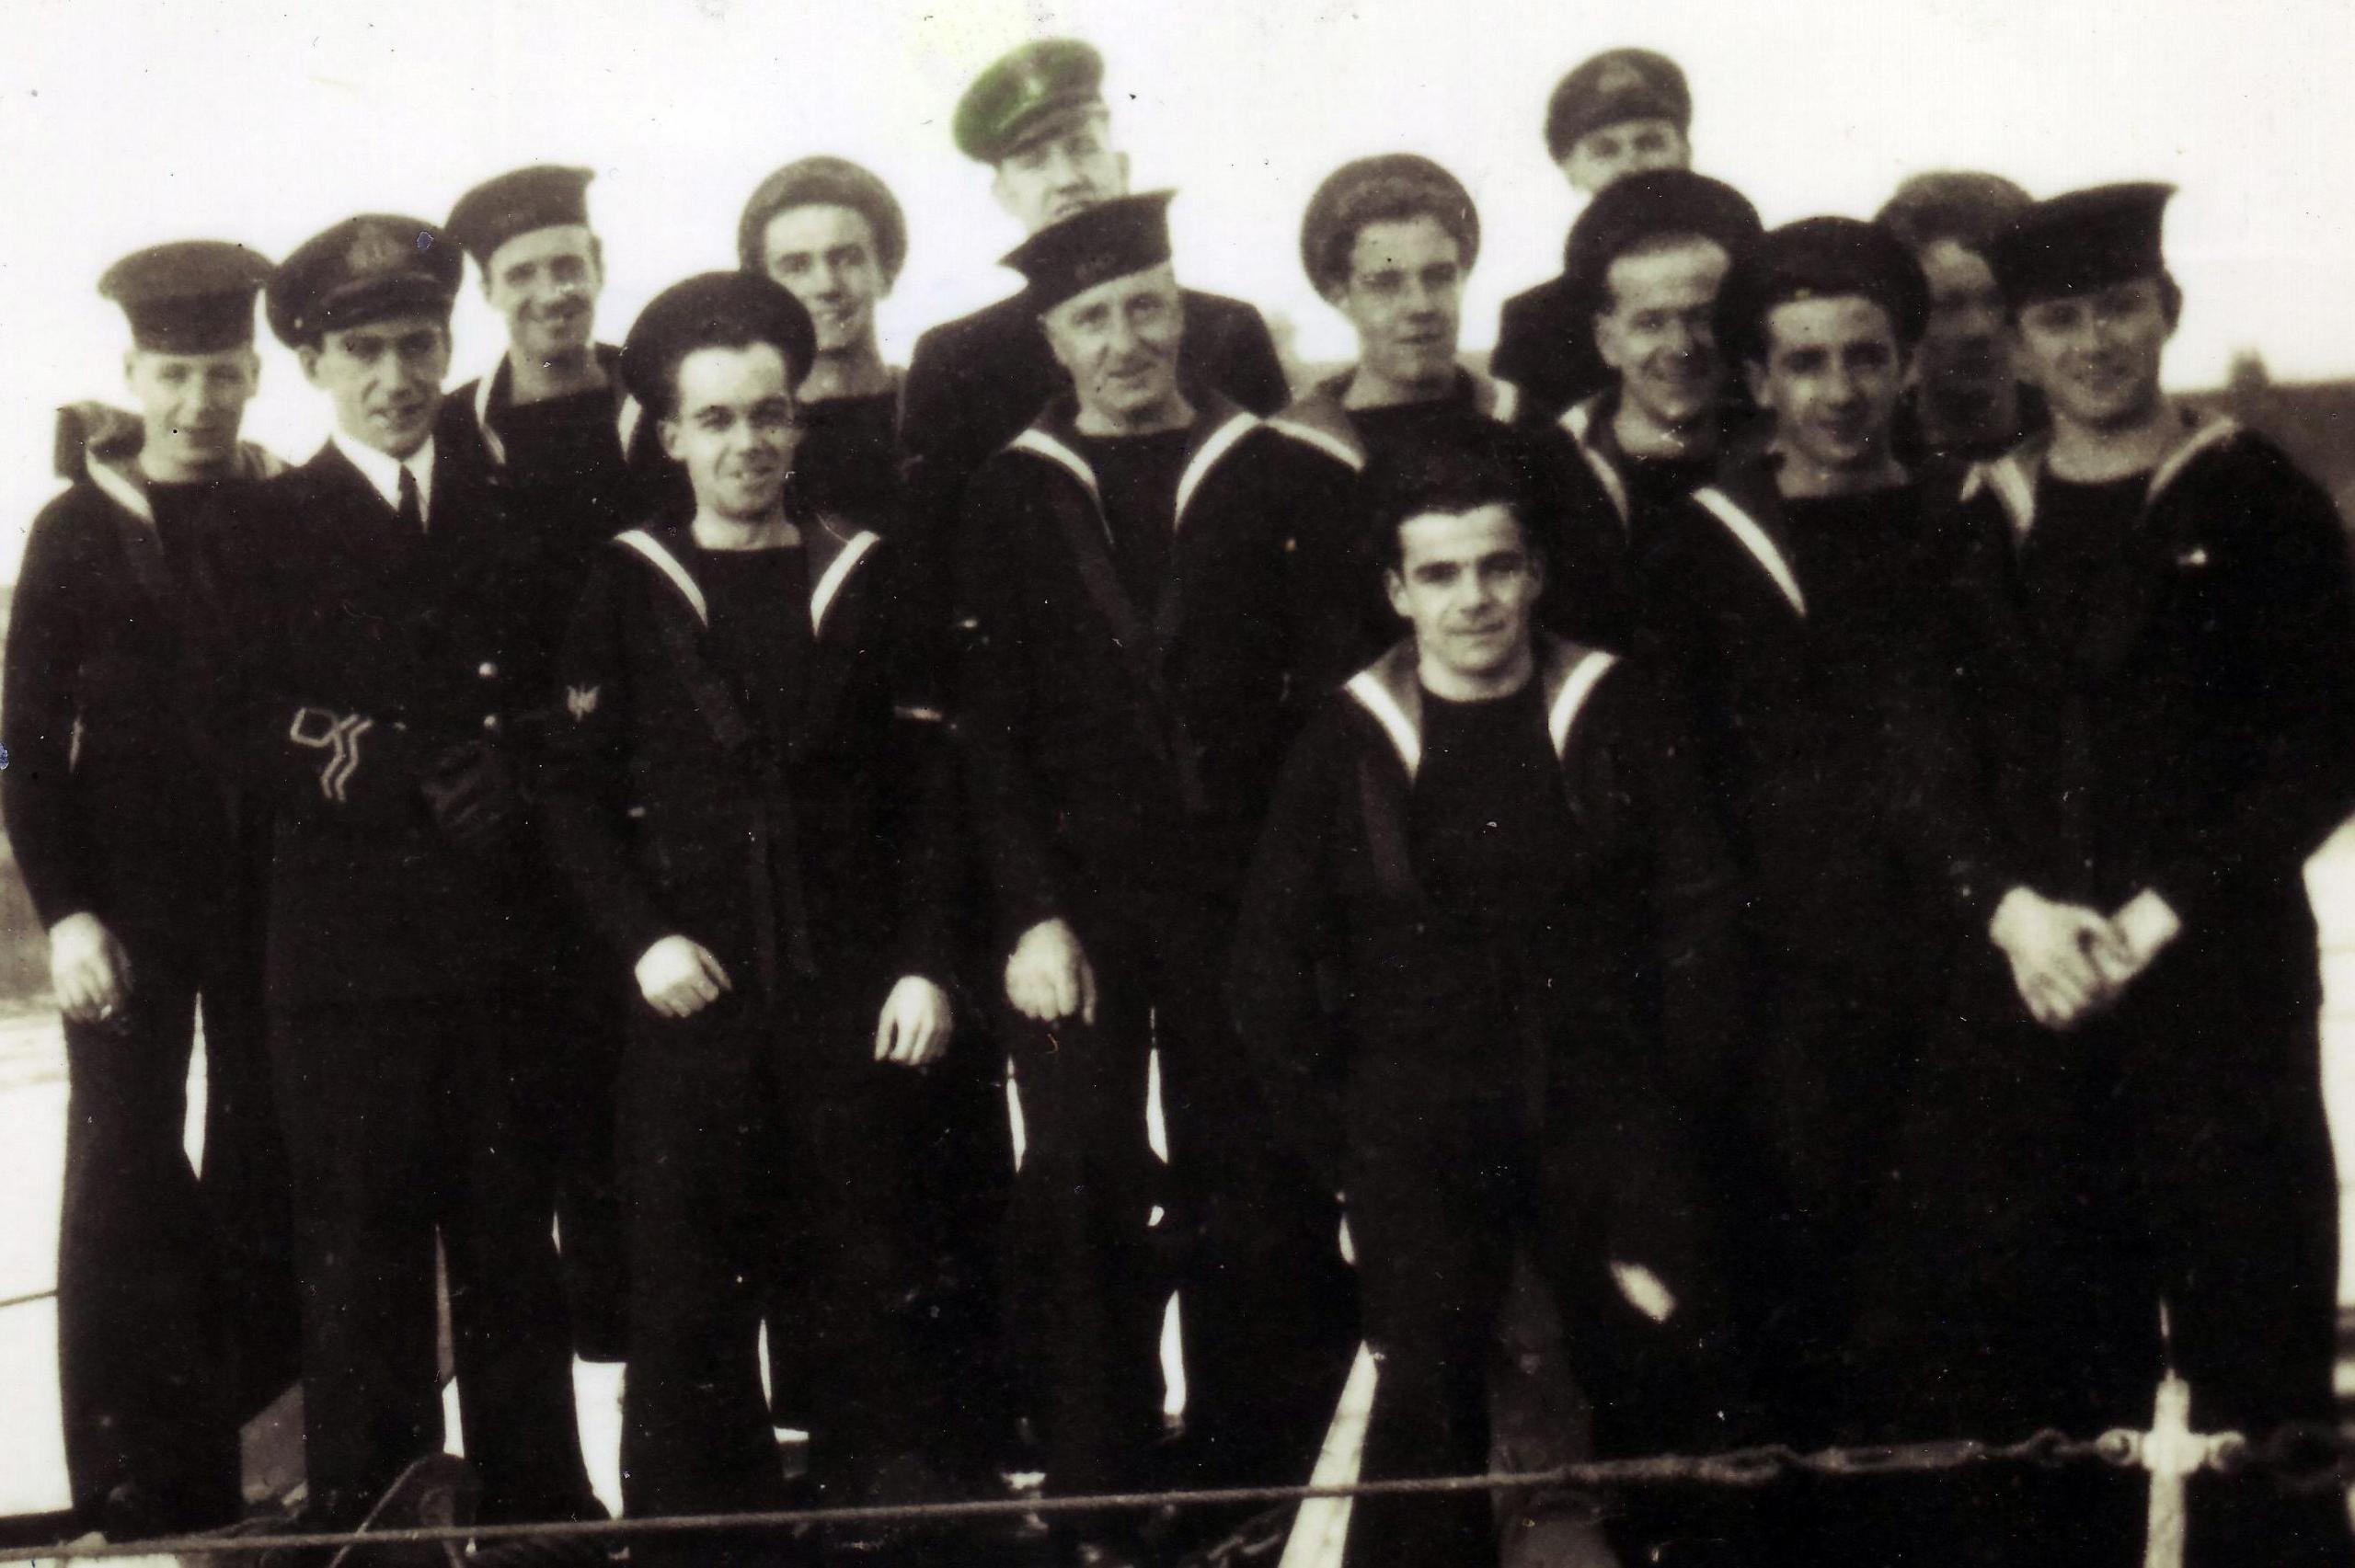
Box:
<box><xmin>4</xmin><ymin>0</ymin><xmax>2349</xmax><ymax>577</ymax></box>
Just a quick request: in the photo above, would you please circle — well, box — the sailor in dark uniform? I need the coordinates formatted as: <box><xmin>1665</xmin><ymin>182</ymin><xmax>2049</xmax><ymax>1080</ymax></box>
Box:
<box><xmin>1859</xmin><ymin>184</ymin><xmax>2355</xmax><ymax>1568</ymax></box>
<box><xmin>1875</xmin><ymin>171</ymin><xmax>2049</xmax><ymax>464</ymax></box>
<box><xmin>1630</xmin><ymin>221</ymin><xmax>1950</xmax><ymax>1557</ymax></box>
<box><xmin>540</xmin><ymin>272</ymin><xmax>961</xmax><ymax>1566</ymax></box>
<box><xmin>1492</xmin><ymin>49</ymin><xmax>1695</xmax><ymax>422</ymax></box>
<box><xmin>2</xmin><ymin>242</ymin><xmax>292</xmax><ymax>1540</ymax></box>
<box><xmin>953</xmin><ymin>194</ymin><xmax>1356</xmax><ymax>1566</ymax></box>
<box><xmin>441</xmin><ymin>160</ymin><xmax>648</xmax><ymax>1364</ymax></box>
<box><xmin>1534</xmin><ymin>171</ymin><xmax>1762</xmax><ymax>645</ymax></box>
<box><xmin>1269</xmin><ymin>155</ymin><xmax>1619</xmax><ymax>663</ymax></box>
<box><xmin>902</xmin><ymin>38</ymin><xmax>1292</xmax><ymax>640</ymax></box>
<box><xmin>741</xmin><ymin>155</ymin><xmax>910</xmax><ymax>541</ymax></box>
<box><xmin>218</xmin><ymin>214</ymin><xmax>599</xmax><ymax>1540</ymax></box>
<box><xmin>1230</xmin><ymin>437</ymin><xmax>1743</xmax><ymax>1568</ymax></box>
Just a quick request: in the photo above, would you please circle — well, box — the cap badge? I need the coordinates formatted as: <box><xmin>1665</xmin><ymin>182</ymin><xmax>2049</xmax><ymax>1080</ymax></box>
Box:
<box><xmin>346</xmin><ymin>223</ymin><xmax>413</xmax><ymax>279</ymax></box>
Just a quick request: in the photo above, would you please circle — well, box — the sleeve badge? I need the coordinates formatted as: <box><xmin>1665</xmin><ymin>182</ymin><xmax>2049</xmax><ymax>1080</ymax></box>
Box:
<box><xmin>566</xmin><ymin>684</ymin><xmax>602</xmax><ymax>720</ymax></box>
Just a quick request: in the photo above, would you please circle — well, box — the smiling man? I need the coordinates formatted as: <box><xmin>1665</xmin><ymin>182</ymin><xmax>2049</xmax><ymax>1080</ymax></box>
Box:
<box><xmin>1628</xmin><ymin>220</ymin><xmax>1973</xmax><ymax>1552</ymax></box>
<box><xmin>441</xmin><ymin>161</ymin><xmax>647</xmax><ymax>1368</ymax></box>
<box><xmin>1231</xmin><ymin>433</ymin><xmax>1742</xmax><ymax>1568</ymax></box>
<box><xmin>902</xmin><ymin>39</ymin><xmax>1292</xmax><ymax>648</ymax></box>
<box><xmin>1856</xmin><ymin>184</ymin><xmax>2355</xmax><ymax>1568</ymax></box>
<box><xmin>1272</xmin><ymin>154</ymin><xmax>1623</xmax><ymax>678</ymax></box>
<box><xmin>539</xmin><ymin>271</ymin><xmax>964</xmax><ymax>1565</ymax></box>
<box><xmin>740</xmin><ymin>156</ymin><xmax>910</xmax><ymax>540</ymax></box>
<box><xmin>1529</xmin><ymin>170</ymin><xmax>1760</xmax><ymax>645</ymax></box>
<box><xmin>953</xmin><ymin>191</ymin><xmax>1357</xmax><ymax>1565</ymax></box>
<box><xmin>1493</xmin><ymin>48</ymin><xmax>1697</xmax><ymax>422</ymax></box>
<box><xmin>2</xmin><ymin>240</ymin><xmax>292</xmax><ymax>1543</ymax></box>
<box><xmin>215</xmin><ymin>212</ymin><xmax>600</xmax><ymax>1546</ymax></box>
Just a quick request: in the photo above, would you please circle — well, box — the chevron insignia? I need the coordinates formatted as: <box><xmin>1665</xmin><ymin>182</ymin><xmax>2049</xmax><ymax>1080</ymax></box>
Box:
<box><xmin>566</xmin><ymin>684</ymin><xmax>602</xmax><ymax>721</ymax></box>
<box><xmin>288</xmin><ymin>706</ymin><xmax>375</xmax><ymax>804</ymax></box>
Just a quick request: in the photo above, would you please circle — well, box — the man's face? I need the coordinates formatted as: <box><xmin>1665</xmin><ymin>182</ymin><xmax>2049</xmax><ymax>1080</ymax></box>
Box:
<box><xmin>484</xmin><ymin>224</ymin><xmax>602</xmax><ymax>364</ymax></box>
<box><xmin>1595</xmin><ymin>236</ymin><xmax>1731</xmax><ymax>434</ymax></box>
<box><xmin>2015</xmin><ymin>276</ymin><xmax>2174</xmax><ymax>432</ymax></box>
<box><xmin>1041</xmin><ymin>264</ymin><xmax>1186</xmax><ymax>427</ymax></box>
<box><xmin>299</xmin><ymin>312</ymin><xmax>450</xmax><ymax>458</ymax></box>
<box><xmin>123</xmin><ymin>345</ymin><xmax>259</xmax><ymax>479</ymax></box>
<box><xmin>761</xmin><ymin>203</ymin><xmax>888</xmax><ymax>357</ymax></box>
<box><xmin>659</xmin><ymin>342</ymin><xmax>800</xmax><ymax>522</ymax></box>
<box><xmin>1328</xmin><ymin>215</ymin><xmax>1464</xmax><ymax>393</ymax></box>
<box><xmin>1384</xmin><ymin>504</ymin><xmax>1545</xmax><ymax>683</ymax></box>
<box><xmin>1558</xmin><ymin>117</ymin><xmax>1691</xmax><ymax>197</ymax></box>
<box><xmin>1915</xmin><ymin>238</ymin><xmax>2011</xmax><ymax>406</ymax></box>
<box><xmin>1745</xmin><ymin>295</ymin><xmax>1908</xmax><ymax>476</ymax></box>
<box><xmin>992</xmin><ymin>107</ymin><xmax>1129</xmax><ymax>234</ymax></box>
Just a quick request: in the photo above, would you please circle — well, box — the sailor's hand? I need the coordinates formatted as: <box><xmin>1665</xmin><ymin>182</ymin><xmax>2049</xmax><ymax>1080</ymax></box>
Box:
<box><xmin>637</xmin><ymin>935</ymin><xmax>731</xmax><ymax>1019</ymax></box>
<box><xmin>1990</xmin><ymin>886</ymin><xmax>2130</xmax><ymax>1030</ymax></box>
<box><xmin>1005</xmin><ymin>919</ymin><xmax>1097</xmax><ymax>1025</ymax></box>
<box><xmin>51</xmin><ymin>912</ymin><xmax>131</xmax><ymax>1025</ymax></box>
<box><xmin>875</xmin><ymin>975</ymin><xmax>955</xmax><ymax>1067</ymax></box>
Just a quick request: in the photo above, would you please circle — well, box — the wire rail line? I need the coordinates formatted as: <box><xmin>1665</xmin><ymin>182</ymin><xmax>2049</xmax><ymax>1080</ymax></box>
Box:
<box><xmin>5</xmin><ymin>1419</ymin><xmax>2346</xmax><ymax>1564</ymax></box>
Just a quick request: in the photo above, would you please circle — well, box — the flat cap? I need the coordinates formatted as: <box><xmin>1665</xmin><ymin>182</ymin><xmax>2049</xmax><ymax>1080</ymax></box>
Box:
<box><xmin>738</xmin><ymin>156</ymin><xmax>909</xmax><ymax>283</ymax></box>
<box><xmin>99</xmin><ymin>240</ymin><xmax>273</xmax><ymax>353</ymax></box>
<box><xmin>618</xmin><ymin>271</ymin><xmax>817</xmax><ymax>411</ymax></box>
<box><xmin>1566</xmin><ymin>168</ymin><xmax>1761</xmax><ymax>298</ymax></box>
<box><xmin>1716</xmin><ymin>216</ymin><xmax>1930</xmax><ymax>366</ymax></box>
<box><xmin>266</xmin><ymin>214</ymin><xmax>462</xmax><ymax>348</ymax></box>
<box><xmin>1299</xmin><ymin>154</ymin><xmax>1479</xmax><ymax>293</ymax></box>
<box><xmin>445</xmin><ymin>165</ymin><xmax>596</xmax><ymax>268</ymax></box>
<box><xmin>1545</xmin><ymin>48</ymin><xmax>1690</xmax><ymax>162</ymax></box>
<box><xmin>954</xmin><ymin>39</ymin><xmax>1106</xmax><ymax>164</ymax></box>
<box><xmin>1003</xmin><ymin>190</ymin><xmax>1175</xmax><ymax>315</ymax></box>
<box><xmin>1987</xmin><ymin>182</ymin><xmax>2175</xmax><ymax>309</ymax></box>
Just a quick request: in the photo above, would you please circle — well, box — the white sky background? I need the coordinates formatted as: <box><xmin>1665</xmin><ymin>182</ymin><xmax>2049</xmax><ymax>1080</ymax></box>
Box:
<box><xmin>2</xmin><ymin>0</ymin><xmax>2349</xmax><ymax>578</ymax></box>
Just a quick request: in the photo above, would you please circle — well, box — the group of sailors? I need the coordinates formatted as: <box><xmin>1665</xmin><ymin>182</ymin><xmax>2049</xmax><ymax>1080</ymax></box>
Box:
<box><xmin>6</xmin><ymin>34</ymin><xmax>2351</xmax><ymax>1568</ymax></box>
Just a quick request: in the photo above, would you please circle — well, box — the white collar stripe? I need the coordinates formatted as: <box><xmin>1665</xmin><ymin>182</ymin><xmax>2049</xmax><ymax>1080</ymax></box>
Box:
<box><xmin>1548</xmin><ymin>650</ymin><xmax>1618</xmax><ymax>758</ymax></box>
<box><xmin>1693</xmin><ymin>487</ymin><xmax>1807</xmax><ymax>617</ymax></box>
<box><xmin>1344</xmin><ymin>670</ymin><xmax>1422</xmax><ymax>779</ymax></box>
<box><xmin>1009</xmin><ymin>429</ymin><xmax>1099</xmax><ymax>498</ymax></box>
<box><xmin>85</xmin><ymin>462</ymin><xmax>153</xmax><ymax>527</ymax></box>
<box><xmin>810</xmin><ymin>530</ymin><xmax>880</xmax><ymax>635</ymax></box>
<box><xmin>1175</xmin><ymin>411</ymin><xmax>1260</xmax><ymax>530</ymax></box>
<box><xmin>1267</xmin><ymin>417</ymin><xmax>1365</xmax><ymax>473</ymax></box>
<box><xmin>615</xmin><ymin>529</ymin><xmax>709</xmax><ymax>627</ymax></box>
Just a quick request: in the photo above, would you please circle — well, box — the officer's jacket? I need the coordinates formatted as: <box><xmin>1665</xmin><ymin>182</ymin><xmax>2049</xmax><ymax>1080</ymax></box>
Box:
<box><xmin>953</xmin><ymin>393</ymin><xmax>1356</xmax><ymax>939</ymax></box>
<box><xmin>1227</xmin><ymin>635</ymin><xmax>1739</xmax><ymax>1204</ymax></box>
<box><xmin>216</xmin><ymin>440</ymin><xmax>550</xmax><ymax>1007</ymax></box>
<box><xmin>537</xmin><ymin>523</ymin><xmax>954</xmax><ymax>1010</ymax></box>
<box><xmin>1908</xmin><ymin>415</ymin><xmax>2355</xmax><ymax>978</ymax></box>
<box><xmin>902</xmin><ymin>285</ymin><xmax>1293</xmax><ymax>649</ymax></box>
<box><xmin>1492</xmin><ymin>270</ymin><xmax>1611</xmax><ymax>429</ymax></box>
<box><xmin>1633</xmin><ymin>460</ymin><xmax>1958</xmax><ymax>977</ymax></box>
<box><xmin>2</xmin><ymin>432</ymin><xmax>277</xmax><ymax>961</ymax></box>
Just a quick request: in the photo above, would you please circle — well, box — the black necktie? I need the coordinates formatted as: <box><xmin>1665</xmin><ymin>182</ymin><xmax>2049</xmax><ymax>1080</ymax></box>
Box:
<box><xmin>397</xmin><ymin>464</ymin><xmax>423</xmax><ymax>532</ymax></box>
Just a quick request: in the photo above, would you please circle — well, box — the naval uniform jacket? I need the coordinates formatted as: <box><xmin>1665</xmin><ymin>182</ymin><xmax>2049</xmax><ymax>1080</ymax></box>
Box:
<box><xmin>537</xmin><ymin>523</ymin><xmax>954</xmax><ymax>1014</ymax></box>
<box><xmin>3</xmin><ymin>441</ymin><xmax>276</xmax><ymax>969</ymax></box>
<box><xmin>952</xmin><ymin>394</ymin><xmax>1354</xmax><ymax>944</ymax></box>
<box><xmin>216</xmin><ymin>440</ymin><xmax>552</xmax><ymax>1010</ymax></box>
<box><xmin>1227</xmin><ymin>636</ymin><xmax>1740</xmax><ymax>1257</ymax></box>
<box><xmin>1875</xmin><ymin>414</ymin><xmax>2355</xmax><ymax>1436</ymax></box>
<box><xmin>1633</xmin><ymin>459</ymin><xmax>1962</xmax><ymax>982</ymax></box>
<box><xmin>902</xmin><ymin>285</ymin><xmax>1292</xmax><ymax>647</ymax></box>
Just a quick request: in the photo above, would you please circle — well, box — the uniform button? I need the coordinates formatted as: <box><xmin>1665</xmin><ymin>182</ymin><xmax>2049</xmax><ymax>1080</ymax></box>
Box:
<box><xmin>477</xmin><ymin>661</ymin><xmax>499</xmax><ymax>680</ymax></box>
<box><xmin>481</xmin><ymin>714</ymin><xmax>502</xmax><ymax>733</ymax></box>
